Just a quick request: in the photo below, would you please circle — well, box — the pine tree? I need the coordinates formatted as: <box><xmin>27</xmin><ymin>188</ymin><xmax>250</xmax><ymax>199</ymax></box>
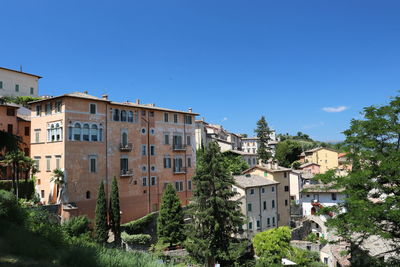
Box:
<box><xmin>94</xmin><ymin>181</ymin><xmax>108</xmax><ymax>244</ymax></box>
<box><xmin>157</xmin><ymin>183</ymin><xmax>185</xmax><ymax>247</ymax></box>
<box><xmin>186</xmin><ymin>142</ymin><xmax>244</xmax><ymax>267</ymax></box>
<box><xmin>109</xmin><ymin>177</ymin><xmax>121</xmax><ymax>246</ymax></box>
<box><xmin>254</xmin><ymin>116</ymin><xmax>272</xmax><ymax>163</ymax></box>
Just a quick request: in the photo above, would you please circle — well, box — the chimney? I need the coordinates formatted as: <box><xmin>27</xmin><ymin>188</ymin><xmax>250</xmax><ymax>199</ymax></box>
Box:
<box><xmin>83</xmin><ymin>90</ymin><xmax>88</xmax><ymax>94</ymax></box>
<box><xmin>136</xmin><ymin>99</ymin><xmax>140</xmax><ymax>104</ymax></box>
<box><xmin>102</xmin><ymin>94</ymin><xmax>108</xmax><ymax>100</ymax></box>
<box><xmin>188</xmin><ymin>108</ymin><xmax>192</xmax><ymax>113</ymax></box>
<box><xmin>266</xmin><ymin>160</ymin><xmax>272</xmax><ymax>170</ymax></box>
<box><xmin>273</xmin><ymin>160</ymin><xmax>278</xmax><ymax>170</ymax></box>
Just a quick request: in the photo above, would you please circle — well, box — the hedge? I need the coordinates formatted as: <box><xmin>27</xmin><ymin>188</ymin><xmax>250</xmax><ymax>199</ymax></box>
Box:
<box><xmin>121</xmin><ymin>232</ymin><xmax>152</xmax><ymax>245</ymax></box>
<box><xmin>0</xmin><ymin>179</ymin><xmax>35</xmax><ymax>199</ymax></box>
<box><xmin>121</xmin><ymin>212</ymin><xmax>157</xmax><ymax>234</ymax></box>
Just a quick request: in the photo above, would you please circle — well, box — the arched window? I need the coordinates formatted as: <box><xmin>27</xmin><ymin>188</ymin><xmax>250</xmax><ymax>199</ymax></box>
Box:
<box><xmin>113</xmin><ymin>109</ymin><xmax>120</xmax><ymax>121</ymax></box>
<box><xmin>73</xmin><ymin>123</ymin><xmax>81</xmax><ymax>141</ymax></box>
<box><xmin>83</xmin><ymin>124</ymin><xmax>90</xmax><ymax>141</ymax></box>
<box><xmin>55</xmin><ymin>123</ymin><xmax>62</xmax><ymax>141</ymax></box>
<box><xmin>99</xmin><ymin>128</ymin><xmax>103</xmax><ymax>142</ymax></box>
<box><xmin>121</xmin><ymin>110</ymin><xmax>127</xmax><ymax>122</ymax></box>
<box><xmin>122</xmin><ymin>132</ymin><xmax>128</xmax><ymax>146</ymax></box>
<box><xmin>91</xmin><ymin>125</ymin><xmax>98</xmax><ymax>141</ymax></box>
<box><xmin>86</xmin><ymin>191</ymin><xmax>91</xmax><ymax>199</ymax></box>
<box><xmin>128</xmin><ymin>111</ymin><xmax>133</xmax><ymax>122</ymax></box>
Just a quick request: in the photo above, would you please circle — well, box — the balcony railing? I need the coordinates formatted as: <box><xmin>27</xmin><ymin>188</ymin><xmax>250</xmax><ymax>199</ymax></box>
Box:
<box><xmin>120</xmin><ymin>143</ymin><xmax>133</xmax><ymax>152</ymax></box>
<box><xmin>172</xmin><ymin>144</ymin><xmax>186</xmax><ymax>151</ymax></box>
<box><xmin>173</xmin><ymin>167</ymin><xmax>187</xmax><ymax>174</ymax></box>
<box><xmin>120</xmin><ymin>169</ymin><xmax>134</xmax><ymax>177</ymax></box>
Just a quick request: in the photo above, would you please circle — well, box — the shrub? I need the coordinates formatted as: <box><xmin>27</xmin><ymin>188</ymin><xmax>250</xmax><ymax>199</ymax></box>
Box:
<box><xmin>0</xmin><ymin>179</ymin><xmax>35</xmax><ymax>199</ymax></box>
<box><xmin>121</xmin><ymin>232</ymin><xmax>151</xmax><ymax>245</ymax></box>
<box><xmin>62</xmin><ymin>215</ymin><xmax>90</xmax><ymax>237</ymax></box>
<box><xmin>0</xmin><ymin>189</ymin><xmax>25</xmax><ymax>224</ymax></box>
<box><xmin>304</xmin><ymin>232</ymin><xmax>318</xmax><ymax>243</ymax></box>
<box><xmin>121</xmin><ymin>212</ymin><xmax>157</xmax><ymax>234</ymax></box>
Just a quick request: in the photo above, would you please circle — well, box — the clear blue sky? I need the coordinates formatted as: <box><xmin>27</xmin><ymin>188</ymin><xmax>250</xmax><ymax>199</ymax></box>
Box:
<box><xmin>2</xmin><ymin>1</ymin><xmax>400</xmax><ymax>141</ymax></box>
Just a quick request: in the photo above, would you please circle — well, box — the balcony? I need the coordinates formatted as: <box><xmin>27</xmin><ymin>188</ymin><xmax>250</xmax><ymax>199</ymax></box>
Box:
<box><xmin>173</xmin><ymin>167</ymin><xmax>187</xmax><ymax>174</ymax></box>
<box><xmin>120</xmin><ymin>169</ymin><xmax>134</xmax><ymax>177</ymax></box>
<box><xmin>172</xmin><ymin>144</ymin><xmax>186</xmax><ymax>151</ymax></box>
<box><xmin>120</xmin><ymin>143</ymin><xmax>133</xmax><ymax>152</ymax></box>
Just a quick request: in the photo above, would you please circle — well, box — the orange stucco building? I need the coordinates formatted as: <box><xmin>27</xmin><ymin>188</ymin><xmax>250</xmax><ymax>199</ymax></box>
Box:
<box><xmin>30</xmin><ymin>92</ymin><xmax>197</xmax><ymax>223</ymax></box>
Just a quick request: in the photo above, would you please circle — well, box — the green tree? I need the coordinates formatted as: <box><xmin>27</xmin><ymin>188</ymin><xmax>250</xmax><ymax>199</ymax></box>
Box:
<box><xmin>157</xmin><ymin>183</ymin><xmax>185</xmax><ymax>247</ymax></box>
<box><xmin>319</xmin><ymin>95</ymin><xmax>400</xmax><ymax>265</ymax></box>
<box><xmin>254</xmin><ymin>116</ymin><xmax>272</xmax><ymax>163</ymax></box>
<box><xmin>253</xmin><ymin>226</ymin><xmax>292</xmax><ymax>265</ymax></box>
<box><xmin>94</xmin><ymin>181</ymin><xmax>108</xmax><ymax>244</ymax></box>
<box><xmin>275</xmin><ymin>140</ymin><xmax>303</xmax><ymax>167</ymax></box>
<box><xmin>109</xmin><ymin>177</ymin><xmax>121</xmax><ymax>246</ymax></box>
<box><xmin>222</xmin><ymin>153</ymin><xmax>249</xmax><ymax>175</ymax></box>
<box><xmin>1</xmin><ymin>150</ymin><xmax>26</xmax><ymax>199</ymax></box>
<box><xmin>0</xmin><ymin>130</ymin><xmax>21</xmax><ymax>152</ymax></box>
<box><xmin>186</xmin><ymin>142</ymin><xmax>244</xmax><ymax>267</ymax></box>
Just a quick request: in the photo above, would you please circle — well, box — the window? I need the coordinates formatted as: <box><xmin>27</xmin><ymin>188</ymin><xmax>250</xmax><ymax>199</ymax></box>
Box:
<box><xmin>263</xmin><ymin>201</ymin><xmax>267</xmax><ymax>210</ymax></box>
<box><xmin>24</xmin><ymin>126</ymin><xmax>30</xmax><ymax>136</ymax></box>
<box><xmin>261</xmin><ymin>187</ymin><xmax>265</xmax><ymax>193</ymax></box>
<box><xmin>121</xmin><ymin>110</ymin><xmax>127</xmax><ymax>121</ymax></box>
<box><xmin>248</xmin><ymin>222</ymin><xmax>253</xmax><ymax>230</ymax></box>
<box><xmin>15</xmin><ymin>84</ymin><xmax>19</xmax><ymax>92</ymax></box>
<box><xmin>141</xmin><ymin>145</ymin><xmax>147</xmax><ymax>156</ymax></box>
<box><xmin>35</xmin><ymin>130</ymin><xmax>40</xmax><ymax>143</ymax></box>
<box><xmin>250</xmin><ymin>188</ymin><xmax>255</xmax><ymax>195</ymax></box>
<box><xmin>46</xmin><ymin>156</ymin><xmax>51</xmax><ymax>172</ymax></box>
<box><xmin>120</xmin><ymin>157</ymin><xmax>128</xmax><ymax>174</ymax></box>
<box><xmin>285</xmin><ymin>199</ymin><xmax>288</xmax><ymax>206</ymax></box>
<box><xmin>173</xmin><ymin>135</ymin><xmax>183</xmax><ymax>149</ymax></box>
<box><xmin>187</xmin><ymin>157</ymin><xmax>192</xmax><ymax>168</ymax></box>
<box><xmin>73</xmin><ymin>123</ymin><xmax>81</xmax><ymax>141</ymax></box>
<box><xmin>331</xmin><ymin>193</ymin><xmax>337</xmax><ymax>200</ymax></box>
<box><xmin>34</xmin><ymin>157</ymin><xmax>40</xmax><ymax>171</ymax></box>
<box><xmin>128</xmin><ymin>111</ymin><xmax>134</xmax><ymax>122</ymax></box>
<box><xmin>55</xmin><ymin>101</ymin><xmax>62</xmax><ymax>113</ymax></box>
<box><xmin>257</xmin><ymin>220</ymin><xmax>260</xmax><ymax>229</ymax></box>
<box><xmin>252</xmin><ymin>158</ymin><xmax>256</xmax><ymax>165</ymax></box>
<box><xmin>173</xmin><ymin>158</ymin><xmax>183</xmax><ymax>173</ymax></box>
<box><xmin>324</xmin><ymin>258</ymin><xmax>328</xmax><ymax>264</ymax></box>
<box><xmin>267</xmin><ymin>218</ymin><xmax>270</xmax><ymax>226</ymax></box>
<box><xmin>24</xmin><ymin>148</ymin><xmax>29</xmax><ymax>156</ymax></box>
<box><xmin>36</xmin><ymin>105</ymin><xmax>42</xmax><ymax>116</ymax></box>
<box><xmin>113</xmin><ymin>109</ymin><xmax>120</xmax><ymax>121</ymax></box>
<box><xmin>89</xmin><ymin>156</ymin><xmax>97</xmax><ymax>173</ymax></box>
<box><xmin>248</xmin><ymin>158</ymin><xmax>251</xmax><ymax>165</ymax></box>
<box><xmin>45</xmin><ymin>103</ymin><xmax>52</xmax><ymax>115</ymax></box>
<box><xmin>150</xmin><ymin>165</ymin><xmax>156</xmax><ymax>172</ymax></box>
<box><xmin>141</xmin><ymin>128</ymin><xmax>146</xmax><ymax>134</ymax></box>
<box><xmin>150</xmin><ymin>145</ymin><xmax>155</xmax><ymax>156</ymax></box>
<box><xmin>149</xmin><ymin>111</ymin><xmax>154</xmax><ymax>117</ymax></box>
<box><xmin>186</xmin><ymin>135</ymin><xmax>191</xmax><ymax>146</ymax></box>
<box><xmin>284</xmin><ymin>186</ymin><xmax>289</xmax><ymax>192</ymax></box>
<box><xmin>47</xmin><ymin>122</ymin><xmax>62</xmax><ymax>142</ymax></box>
<box><xmin>164</xmin><ymin>157</ymin><xmax>171</xmax><ymax>168</ymax></box>
<box><xmin>141</xmin><ymin>110</ymin><xmax>146</xmax><ymax>116</ymax></box>
<box><xmin>6</xmin><ymin>108</ymin><xmax>15</xmax><ymax>116</ymax></box>
<box><xmin>164</xmin><ymin>113</ymin><xmax>169</xmax><ymax>122</ymax></box>
<box><xmin>151</xmin><ymin>176</ymin><xmax>157</xmax><ymax>186</ymax></box>
<box><xmin>142</xmin><ymin>177</ymin><xmax>148</xmax><ymax>186</ymax></box>
<box><xmin>272</xmin><ymin>217</ymin><xmax>275</xmax><ymax>226</ymax></box>
<box><xmin>164</xmin><ymin>134</ymin><xmax>169</xmax><ymax>145</ymax></box>
<box><xmin>175</xmin><ymin>181</ymin><xmax>184</xmax><ymax>192</ymax></box>
<box><xmin>0</xmin><ymin>81</ymin><xmax>2</xmax><ymax>88</ymax></box>
<box><xmin>83</xmin><ymin>124</ymin><xmax>90</xmax><ymax>141</ymax></box>
<box><xmin>272</xmin><ymin>200</ymin><xmax>275</xmax><ymax>208</ymax></box>
<box><xmin>30</xmin><ymin>87</ymin><xmax>34</xmax><ymax>95</ymax></box>
<box><xmin>272</xmin><ymin>186</ymin><xmax>275</xmax><ymax>192</ymax></box>
<box><xmin>188</xmin><ymin>180</ymin><xmax>192</xmax><ymax>190</ymax></box>
<box><xmin>141</xmin><ymin>165</ymin><xmax>147</xmax><ymax>172</ymax></box>
<box><xmin>284</xmin><ymin>172</ymin><xmax>288</xmax><ymax>178</ymax></box>
<box><xmin>173</xmin><ymin>114</ymin><xmax>178</xmax><ymax>123</ymax></box>
<box><xmin>56</xmin><ymin>156</ymin><xmax>61</xmax><ymax>169</ymax></box>
<box><xmin>90</xmin><ymin>104</ymin><xmax>96</xmax><ymax>114</ymax></box>
<box><xmin>99</xmin><ymin>128</ymin><xmax>103</xmax><ymax>141</ymax></box>
<box><xmin>86</xmin><ymin>191</ymin><xmax>91</xmax><ymax>199</ymax></box>
<box><xmin>185</xmin><ymin>115</ymin><xmax>192</xmax><ymax>124</ymax></box>
<box><xmin>247</xmin><ymin>203</ymin><xmax>252</xmax><ymax>212</ymax></box>
<box><xmin>7</xmin><ymin>124</ymin><xmax>13</xmax><ymax>134</ymax></box>
<box><xmin>41</xmin><ymin>190</ymin><xmax>45</xmax><ymax>198</ymax></box>
<box><xmin>91</xmin><ymin>125</ymin><xmax>98</xmax><ymax>141</ymax></box>
<box><xmin>150</xmin><ymin>128</ymin><xmax>155</xmax><ymax>135</ymax></box>
<box><xmin>121</xmin><ymin>131</ymin><xmax>128</xmax><ymax>147</ymax></box>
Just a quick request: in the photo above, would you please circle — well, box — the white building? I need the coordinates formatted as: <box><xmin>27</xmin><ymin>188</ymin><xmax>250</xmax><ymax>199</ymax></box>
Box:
<box><xmin>241</xmin><ymin>131</ymin><xmax>279</xmax><ymax>156</ymax></box>
<box><xmin>233</xmin><ymin>174</ymin><xmax>279</xmax><ymax>238</ymax></box>
<box><xmin>0</xmin><ymin>67</ymin><xmax>41</xmax><ymax>97</ymax></box>
<box><xmin>225</xmin><ymin>150</ymin><xmax>258</xmax><ymax>167</ymax></box>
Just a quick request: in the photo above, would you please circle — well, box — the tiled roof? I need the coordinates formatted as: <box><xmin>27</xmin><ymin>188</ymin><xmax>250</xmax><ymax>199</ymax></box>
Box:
<box><xmin>234</xmin><ymin>174</ymin><xmax>279</xmax><ymax>188</ymax></box>
<box><xmin>305</xmin><ymin>147</ymin><xmax>338</xmax><ymax>154</ymax></box>
<box><xmin>225</xmin><ymin>149</ymin><xmax>257</xmax><ymax>156</ymax></box>
<box><xmin>243</xmin><ymin>163</ymin><xmax>291</xmax><ymax>174</ymax></box>
<box><xmin>302</xmin><ymin>183</ymin><xmax>344</xmax><ymax>193</ymax></box>
<box><xmin>300</xmin><ymin>162</ymin><xmax>320</xmax><ymax>168</ymax></box>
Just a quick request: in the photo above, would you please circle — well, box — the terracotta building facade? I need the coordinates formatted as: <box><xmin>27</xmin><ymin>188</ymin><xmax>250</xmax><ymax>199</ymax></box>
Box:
<box><xmin>30</xmin><ymin>92</ymin><xmax>197</xmax><ymax>223</ymax></box>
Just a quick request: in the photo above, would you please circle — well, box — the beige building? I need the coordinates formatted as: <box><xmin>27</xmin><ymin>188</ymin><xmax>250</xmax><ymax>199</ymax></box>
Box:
<box><xmin>243</xmin><ymin>162</ymin><xmax>291</xmax><ymax>227</ymax></box>
<box><xmin>233</xmin><ymin>174</ymin><xmax>278</xmax><ymax>238</ymax></box>
<box><xmin>300</xmin><ymin>147</ymin><xmax>339</xmax><ymax>173</ymax></box>
<box><xmin>30</xmin><ymin>92</ymin><xmax>197</xmax><ymax>223</ymax></box>
<box><xmin>0</xmin><ymin>67</ymin><xmax>41</xmax><ymax>97</ymax></box>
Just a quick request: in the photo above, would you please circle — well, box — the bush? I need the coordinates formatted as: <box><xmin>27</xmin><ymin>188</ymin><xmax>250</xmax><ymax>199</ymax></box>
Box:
<box><xmin>62</xmin><ymin>215</ymin><xmax>90</xmax><ymax>237</ymax></box>
<box><xmin>304</xmin><ymin>232</ymin><xmax>318</xmax><ymax>243</ymax></box>
<box><xmin>0</xmin><ymin>179</ymin><xmax>35</xmax><ymax>199</ymax></box>
<box><xmin>0</xmin><ymin>189</ymin><xmax>25</xmax><ymax>224</ymax></box>
<box><xmin>121</xmin><ymin>212</ymin><xmax>157</xmax><ymax>234</ymax></box>
<box><xmin>121</xmin><ymin>232</ymin><xmax>151</xmax><ymax>245</ymax></box>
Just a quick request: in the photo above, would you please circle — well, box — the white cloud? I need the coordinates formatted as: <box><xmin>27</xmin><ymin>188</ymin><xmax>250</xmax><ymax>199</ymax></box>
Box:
<box><xmin>322</xmin><ymin>106</ymin><xmax>348</xmax><ymax>113</ymax></box>
<box><xmin>222</xmin><ymin>117</ymin><xmax>228</xmax><ymax>121</ymax></box>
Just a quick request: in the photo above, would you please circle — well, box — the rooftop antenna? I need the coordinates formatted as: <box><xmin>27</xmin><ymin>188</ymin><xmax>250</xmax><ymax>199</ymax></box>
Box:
<box><xmin>20</xmin><ymin>65</ymin><xmax>23</xmax><ymax>72</ymax></box>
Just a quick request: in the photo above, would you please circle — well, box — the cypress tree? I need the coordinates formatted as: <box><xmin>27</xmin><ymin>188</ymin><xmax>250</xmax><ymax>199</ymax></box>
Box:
<box><xmin>157</xmin><ymin>183</ymin><xmax>185</xmax><ymax>247</ymax></box>
<box><xmin>109</xmin><ymin>177</ymin><xmax>121</xmax><ymax>246</ymax></box>
<box><xmin>255</xmin><ymin>116</ymin><xmax>272</xmax><ymax>163</ymax></box>
<box><xmin>94</xmin><ymin>180</ymin><xmax>108</xmax><ymax>244</ymax></box>
<box><xmin>186</xmin><ymin>142</ymin><xmax>244</xmax><ymax>267</ymax></box>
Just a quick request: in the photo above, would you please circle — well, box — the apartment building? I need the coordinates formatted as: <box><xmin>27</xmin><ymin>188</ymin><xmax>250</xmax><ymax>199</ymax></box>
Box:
<box><xmin>30</xmin><ymin>92</ymin><xmax>197</xmax><ymax>223</ymax></box>
<box><xmin>233</xmin><ymin>174</ymin><xmax>278</xmax><ymax>238</ymax></box>
<box><xmin>243</xmin><ymin>162</ymin><xmax>291</xmax><ymax>227</ymax></box>
<box><xmin>299</xmin><ymin>148</ymin><xmax>339</xmax><ymax>173</ymax></box>
<box><xmin>0</xmin><ymin>67</ymin><xmax>41</xmax><ymax>97</ymax></box>
<box><xmin>241</xmin><ymin>132</ymin><xmax>279</xmax><ymax>157</ymax></box>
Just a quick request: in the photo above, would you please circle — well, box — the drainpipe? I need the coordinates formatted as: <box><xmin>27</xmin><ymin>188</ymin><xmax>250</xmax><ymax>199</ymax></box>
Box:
<box><xmin>105</xmin><ymin>104</ymin><xmax>109</xmax><ymax>209</ymax></box>
<box><xmin>184</xmin><ymin>115</ymin><xmax>188</xmax><ymax>205</ymax></box>
<box><xmin>147</xmin><ymin>111</ymin><xmax>151</xmax><ymax>213</ymax></box>
<box><xmin>259</xmin><ymin>186</ymin><xmax>262</xmax><ymax>231</ymax></box>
